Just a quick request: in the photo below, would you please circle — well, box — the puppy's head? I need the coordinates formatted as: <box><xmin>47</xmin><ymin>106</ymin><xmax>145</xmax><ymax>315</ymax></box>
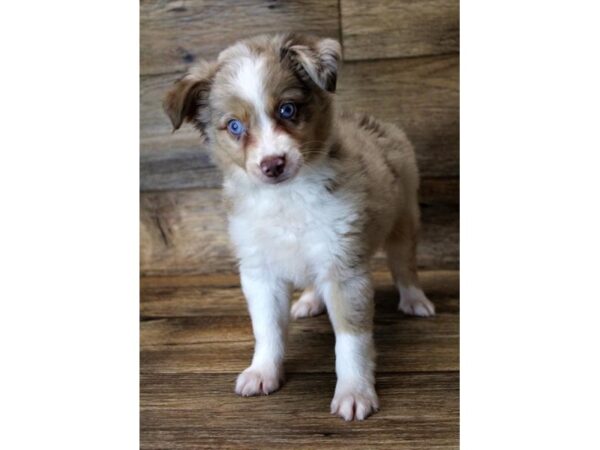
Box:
<box><xmin>164</xmin><ymin>34</ymin><xmax>342</xmax><ymax>185</ymax></box>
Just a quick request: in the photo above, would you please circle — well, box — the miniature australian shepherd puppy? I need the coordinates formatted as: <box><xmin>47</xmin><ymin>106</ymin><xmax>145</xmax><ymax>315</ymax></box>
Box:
<box><xmin>163</xmin><ymin>33</ymin><xmax>435</xmax><ymax>421</ymax></box>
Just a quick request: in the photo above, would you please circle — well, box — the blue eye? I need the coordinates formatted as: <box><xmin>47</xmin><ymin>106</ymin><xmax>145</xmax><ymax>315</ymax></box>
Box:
<box><xmin>227</xmin><ymin>119</ymin><xmax>245</xmax><ymax>137</ymax></box>
<box><xmin>278</xmin><ymin>102</ymin><xmax>296</xmax><ymax>120</ymax></box>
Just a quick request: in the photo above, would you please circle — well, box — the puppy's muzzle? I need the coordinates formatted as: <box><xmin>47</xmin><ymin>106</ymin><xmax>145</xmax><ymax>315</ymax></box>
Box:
<box><xmin>260</xmin><ymin>155</ymin><xmax>286</xmax><ymax>179</ymax></box>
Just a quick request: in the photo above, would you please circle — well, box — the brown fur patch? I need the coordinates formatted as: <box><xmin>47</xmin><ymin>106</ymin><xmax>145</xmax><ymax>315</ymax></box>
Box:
<box><xmin>280</xmin><ymin>33</ymin><xmax>341</xmax><ymax>92</ymax></box>
<box><xmin>357</xmin><ymin>113</ymin><xmax>388</xmax><ymax>139</ymax></box>
<box><xmin>325</xmin><ymin>273</ymin><xmax>375</xmax><ymax>334</ymax></box>
<box><xmin>163</xmin><ymin>60</ymin><xmax>219</xmax><ymax>137</ymax></box>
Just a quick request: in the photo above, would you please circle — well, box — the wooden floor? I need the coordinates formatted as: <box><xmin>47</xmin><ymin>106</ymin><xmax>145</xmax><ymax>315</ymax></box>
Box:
<box><xmin>141</xmin><ymin>270</ymin><xmax>459</xmax><ymax>449</ymax></box>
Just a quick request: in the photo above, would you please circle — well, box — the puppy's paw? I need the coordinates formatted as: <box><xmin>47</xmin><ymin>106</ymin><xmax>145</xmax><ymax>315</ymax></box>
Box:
<box><xmin>291</xmin><ymin>288</ymin><xmax>325</xmax><ymax>320</ymax></box>
<box><xmin>399</xmin><ymin>286</ymin><xmax>435</xmax><ymax>317</ymax></box>
<box><xmin>331</xmin><ymin>382</ymin><xmax>379</xmax><ymax>421</ymax></box>
<box><xmin>235</xmin><ymin>366</ymin><xmax>282</xmax><ymax>396</ymax></box>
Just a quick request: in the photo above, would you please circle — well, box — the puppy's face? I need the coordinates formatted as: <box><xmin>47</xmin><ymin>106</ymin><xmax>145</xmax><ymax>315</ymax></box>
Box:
<box><xmin>164</xmin><ymin>34</ymin><xmax>341</xmax><ymax>185</ymax></box>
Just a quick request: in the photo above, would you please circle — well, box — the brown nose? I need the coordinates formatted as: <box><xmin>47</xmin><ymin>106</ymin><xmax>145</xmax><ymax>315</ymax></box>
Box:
<box><xmin>260</xmin><ymin>155</ymin><xmax>286</xmax><ymax>178</ymax></box>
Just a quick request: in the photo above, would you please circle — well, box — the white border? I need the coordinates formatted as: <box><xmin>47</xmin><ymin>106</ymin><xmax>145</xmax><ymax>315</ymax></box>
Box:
<box><xmin>1</xmin><ymin>1</ymin><xmax>600</xmax><ymax>448</ymax></box>
<box><xmin>462</xmin><ymin>1</ymin><xmax>600</xmax><ymax>448</ymax></box>
<box><xmin>0</xmin><ymin>1</ymin><xmax>139</xmax><ymax>448</ymax></box>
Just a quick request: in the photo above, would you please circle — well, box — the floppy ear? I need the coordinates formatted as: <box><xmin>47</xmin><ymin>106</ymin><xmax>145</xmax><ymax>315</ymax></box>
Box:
<box><xmin>163</xmin><ymin>60</ymin><xmax>218</xmax><ymax>134</ymax></box>
<box><xmin>282</xmin><ymin>36</ymin><xmax>342</xmax><ymax>93</ymax></box>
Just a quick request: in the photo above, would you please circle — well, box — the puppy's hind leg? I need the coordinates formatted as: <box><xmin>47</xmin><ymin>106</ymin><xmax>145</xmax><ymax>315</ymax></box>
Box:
<box><xmin>291</xmin><ymin>286</ymin><xmax>325</xmax><ymax>320</ymax></box>
<box><xmin>384</xmin><ymin>206</ymin><xmax>435</xmax><ymax>317</ymax></box>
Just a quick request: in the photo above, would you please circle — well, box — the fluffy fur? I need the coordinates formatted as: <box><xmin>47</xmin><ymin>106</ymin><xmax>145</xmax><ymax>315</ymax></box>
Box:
<box><xmin>164</xmin><ymin>33</ymin><xmax>435</xmax><ymax>421</ymax></box>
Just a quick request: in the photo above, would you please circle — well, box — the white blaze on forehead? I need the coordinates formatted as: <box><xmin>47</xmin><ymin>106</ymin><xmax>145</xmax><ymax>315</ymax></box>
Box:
<box><xmin>231</xmin><ymin>54</ymin><xmax>296</xmax><ymax>164</ymax></box>
<box><xmin>233</xmin><ymin>55</ymin><xmax>269</xmax><ymax>121</ymax></box>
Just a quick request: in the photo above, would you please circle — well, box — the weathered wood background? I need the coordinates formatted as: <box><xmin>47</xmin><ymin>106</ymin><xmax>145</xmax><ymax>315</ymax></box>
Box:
<box><xmin>140</xmin><ymin>0</ymin><xmax>459</xmax><ymax>275</ymax></box>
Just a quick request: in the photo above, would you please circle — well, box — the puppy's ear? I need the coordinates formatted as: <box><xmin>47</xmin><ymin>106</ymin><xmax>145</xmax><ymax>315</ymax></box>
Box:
<box><xmin>163</xmin><ymin>60</ymin><xmax>218</xmax><ymax>134</ymax></box>
<box><xmin>282</xmin><ymin>36</ymin><xmax>342</xmax><ymax>93</ymax></box>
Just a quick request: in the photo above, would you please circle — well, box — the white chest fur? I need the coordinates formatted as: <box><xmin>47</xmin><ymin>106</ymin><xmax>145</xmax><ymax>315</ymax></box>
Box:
<box><xmin>225</xmin><ymin>172</ymin><xmax>359</xmax><ymax>287</ymax></box>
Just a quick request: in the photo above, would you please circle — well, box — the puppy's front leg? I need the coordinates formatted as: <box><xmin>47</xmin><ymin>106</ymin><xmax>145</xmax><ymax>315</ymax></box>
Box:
<box><xmin>322</xmin><ymin>271</ymin><xmax>378</xmax><ymax>420</ymax></box>
<box><xmin>235</xmin><ymin>268</ymin><xmax>290</xmax><ymax>396</ymax></box>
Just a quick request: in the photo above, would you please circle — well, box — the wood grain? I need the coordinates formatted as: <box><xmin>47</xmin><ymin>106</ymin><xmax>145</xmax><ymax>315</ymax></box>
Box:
<box><xmin>141</xmin><ymin>372</ymin><xmax>459</xmax><ymax>449</ymax></box>
<box><xmin>141</xmin><ymin>0</ymin><xmax>340</xmax><ymax>76</ymax></box>
<box><xmin>140</xmin><ymin>270</ymin><xmax>458</xmax><ymax>374</ymax></box>
<box><xmin>341</xmin><ymin>0</ymin><xmax>459</xmax><ymax>61</ymax></box>
<box><xmin>140</xmin><ymin>189</ymin><xmax>233</xmax><ymax>276</ymax></box>
<box><xmin>140</xmin><ymin>270</ymin><xmax>459</xmax><ymax>448</ymax></box>
<box><xmin>141</xmin><ymin>270</ymin><xmax>459</xmax><ymax>318</ymax></box>
<box><xmin>140</xmin><ymin>188</ymin><xmax>458</xmax><ymax>276</ymax></box>
<box><xmin>139</xmin><ymin>268</ymin><xmax>457</xmax><ymax>290</ymax></box>
<box><xmin>141</xmin><ymin>54</ymin><xmax>458</xmax><ymax>188</ymax></box>
<box><xmin>141</xmin><ymin>317</ymin><xmax>458</xmax><ymax>374</ymax></box>
<box><xmin>336</xmin><ymin>55</ymin><xmax>459</xmax><ymax>178</ymax></box>
<box><xmin>419</xmin><ymin>177</ymin><xmax>459</xmax><ymax>206</ymax></box>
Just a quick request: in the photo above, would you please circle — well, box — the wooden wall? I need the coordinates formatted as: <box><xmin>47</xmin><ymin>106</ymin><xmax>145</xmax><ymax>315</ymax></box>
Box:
<box><xmin>140</xmin><ymin>0</ymin><xmax>459</xmax><ymax>276</ymax></box>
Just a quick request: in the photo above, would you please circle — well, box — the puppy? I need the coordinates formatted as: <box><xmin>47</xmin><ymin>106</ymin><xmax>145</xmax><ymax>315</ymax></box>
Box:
<box><xmin>163</xmin><ymin>34</ymin><xmax>435</xmax><ymax>421</ymax></box>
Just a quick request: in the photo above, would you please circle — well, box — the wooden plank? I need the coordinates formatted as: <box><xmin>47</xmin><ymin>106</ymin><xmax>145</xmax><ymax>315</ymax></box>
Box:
<box><xmin>420</xmin><ymin>177</ymin><xmax>459</xmax><ymax>206</ymax></box>
<box><xmin>336</xmin><ymin>55</ymin><xmax>459</xmax><ymax>178</ymax></box>
<box><xmin>141</xmin><ymin>54</ymin><xmax>458</xmax><ymax>184</ymax></box>
<box><xmin>141</xmin><ymin>270</ymin><xmax>459</xmax><ymax>318</ymax></box>
<box><xmin>140</xmin><ymin>272</ymin><xmax>242</xmax><ymax>289</ymax></box>
<box><xmin>141</xmin><ymin>372</ymin><xmax>459</xmax><ymax>449</ymax></box>
<box><xmin>140</xmin><ymin>189</ymin><xmax>232</xmax><ymax>275</ymax></box>
<box><xmin>140</xmin><ymin>133</ymin><xmax>222</xmax><ymax>191</ymax></box>
<box><xmin>140</xmin><ymin>188</ymin><xmax>458</xmax><ymax>276</ymax></box>
<box><xmin>139</xmin><ymin>269</ymin><xmax>458</xmax><ymax>290</ymax></box>
<box><xmin>141</xmin><ymin>0</ymin><xmax>340</xmax><ymax>76</ymax></box>
<box><xmin>341</xmin><ymin>0</ymin><xmax>459</xmax><ymax>61</ymax></box>
<box><xmin>141</xmin><ymin>289</ymin><xmax>459</xmax><ymax>346</ymax></box>
<box><xmin>141</xmin><ymin>329</ymin><xmax>457</xmax><ymax>375</ymax></box>
<box><xmin>140</xmin><ymin>285</ymin><xmax>458</xmax><ymax>374</ymax></box>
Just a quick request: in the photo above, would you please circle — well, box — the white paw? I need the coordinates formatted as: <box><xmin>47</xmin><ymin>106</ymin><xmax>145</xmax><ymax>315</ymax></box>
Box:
<box><xmin>331</xmin><ymin>382</ymin><xmax>379</xmax><ymax>421</ymax></box>
<box><xmin>235</xmin><ymin>367</ymin><xmax>282</xmax><ymax>396</ymax></box>
<box><xmin>290</xmin><ymin>289</ymin><xmax>325</xmax><ymax>320</ymax></box>
<box><xmin>398</xmin><ymin>286</ymin><xmax>435</xmax><ymax>317</ymax></box>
